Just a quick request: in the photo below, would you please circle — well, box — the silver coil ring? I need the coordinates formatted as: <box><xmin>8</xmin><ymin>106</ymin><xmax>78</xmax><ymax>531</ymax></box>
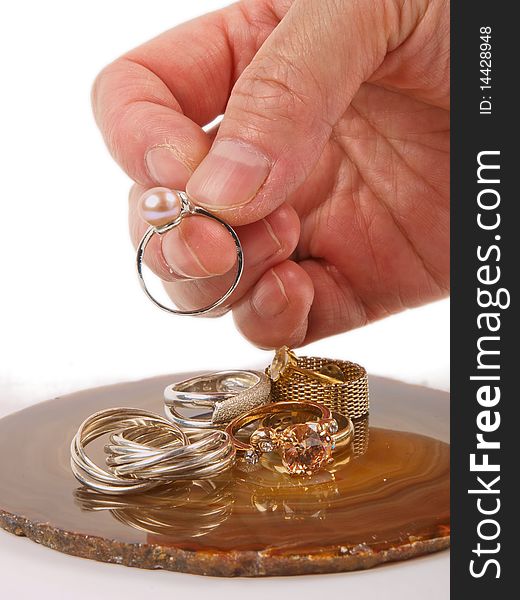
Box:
<box><xmin>70</xmin><ymin>407</ymin><xmax>236</xmax><ymax>495</ymax></box>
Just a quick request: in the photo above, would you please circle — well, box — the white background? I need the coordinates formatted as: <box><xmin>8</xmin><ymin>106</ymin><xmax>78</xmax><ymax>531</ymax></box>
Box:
<box><xmin>0</xmin><ymin>2</ymin><xmax>449</xmax><ymax>598</ymax></box>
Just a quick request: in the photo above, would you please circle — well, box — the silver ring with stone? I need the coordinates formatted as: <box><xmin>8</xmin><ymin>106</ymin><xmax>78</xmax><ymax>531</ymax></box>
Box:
<box><xmin>136</xmin><ymin>188</ymin><xmax>244</xmax><ymax>316</ymax></box>
<box><xmin>164</xmin><ymin>370</ymin><xmax>271</xmax><ymax>429</ymax></box>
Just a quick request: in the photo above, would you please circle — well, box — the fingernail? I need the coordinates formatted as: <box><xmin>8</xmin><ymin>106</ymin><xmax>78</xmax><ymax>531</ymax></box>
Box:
<box><xmin>145</xmin><ymin>146</ymin><xmax>192</xmax><ymax>189</ymax></box>
<box><xmin>251</xmin><ymin>270</ymin><xmax>289</xmax><ymax>318</ymax></box>
<box><xmin>186</xmin><ymin>140</ymin><xmax>270</xmax><ymax>209</ymax></box>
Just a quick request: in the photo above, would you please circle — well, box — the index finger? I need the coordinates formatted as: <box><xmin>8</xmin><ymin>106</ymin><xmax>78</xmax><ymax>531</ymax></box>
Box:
<box><xmin>91</xmin><ymin>3</ymin><xmax>281</xmax><ymax>188</ymax></box>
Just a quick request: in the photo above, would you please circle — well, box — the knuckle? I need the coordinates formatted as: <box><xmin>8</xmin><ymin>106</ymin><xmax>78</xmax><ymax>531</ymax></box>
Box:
<box><xmin>90</xmin><ymin>76</ymin><xmax>101</xmax><ymax>118</ymax></box>
<box><xmin>91</xmin><ymin>61</ymin><xmax>117</xmax><ymax>121</ymax></box>
<box><xmin>231</xmin><ymin>54</ymin><xmax>316</xmax><ymax>126</ymax></box>
<box><xmin>91</xmin><ymin>60</ymin><xmax>144</xmax><ymax>149</ymax></box>
<box><xmin>90</xmin><ymin>62</ymin><xmax>129</xmax><ymax>160</ymax></box>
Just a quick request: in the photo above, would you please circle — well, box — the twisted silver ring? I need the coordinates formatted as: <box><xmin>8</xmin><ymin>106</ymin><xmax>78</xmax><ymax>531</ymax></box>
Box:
<box><xmin>136</xmin><ymin>191</ymin><xmax>243</xmax><ymax>316</ymax></box>
<box><xmin>70</xmin><ymin>407</ymin><xmax>235</xmax><ymax>495</ymax></box>
<box><xmin>164</xmin><ymin>370</ymin><xmax>271</xmax><ymax>428</ymax></box>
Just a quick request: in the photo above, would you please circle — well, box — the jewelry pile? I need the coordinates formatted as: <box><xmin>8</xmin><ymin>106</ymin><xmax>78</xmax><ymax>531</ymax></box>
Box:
<box><xmin>71</xmin><ymin>346</ymin><xmax>369</xmax><ymax>494</ymax></box>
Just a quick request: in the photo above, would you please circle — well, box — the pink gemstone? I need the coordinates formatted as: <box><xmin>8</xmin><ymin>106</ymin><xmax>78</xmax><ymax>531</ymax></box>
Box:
<box><xmin>280</xmin><ymin>423</ymin><xmax>333</xmax><ymax>475</ymax></box>
<box><xmin>138</xmin><ymin>187</ymin><xmax>182</xmax><ymax>227</ymax></box>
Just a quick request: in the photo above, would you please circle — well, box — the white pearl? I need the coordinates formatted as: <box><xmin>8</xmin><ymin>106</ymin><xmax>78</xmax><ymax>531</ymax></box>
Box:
<box><xmin>138</xmin><ymin>187</ymin><xmax>181</xmax><ymax>227</ymax></box>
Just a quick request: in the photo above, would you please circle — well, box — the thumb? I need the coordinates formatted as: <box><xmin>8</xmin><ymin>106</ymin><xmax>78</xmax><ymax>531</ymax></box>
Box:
<box><xmin>186</xmin><ymin>0</ymin><xmax>412</xmax><ymax>224</ymax></box>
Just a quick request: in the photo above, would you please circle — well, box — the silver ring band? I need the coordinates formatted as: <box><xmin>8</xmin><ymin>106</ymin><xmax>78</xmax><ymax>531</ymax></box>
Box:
<box><xmin>70</xmin><ymin>407</ymin><xmax>235</xmax><ymax>495</ymax></box>
<box><xmin>136</xmin><ymin>191</ymin><xmax>244</xmax><ymax>316</ymax></box>
<box><xmin>164</xmin><ymin>370</ymin><xmax>271</xmax><ymax>428</ymax></box>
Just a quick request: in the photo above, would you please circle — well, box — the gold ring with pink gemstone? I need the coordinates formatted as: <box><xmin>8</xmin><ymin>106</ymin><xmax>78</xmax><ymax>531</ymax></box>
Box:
<box><xmin>225</xmin><ymin>401</ymin><xmax>354</xmax><ymax>476</ymax></box>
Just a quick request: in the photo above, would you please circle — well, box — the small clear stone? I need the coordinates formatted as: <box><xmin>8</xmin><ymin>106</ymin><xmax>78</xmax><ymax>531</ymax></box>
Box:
<box><xmin>328</xmin><ymin>419</ymin><xmax>339</xmax><ymax>434</ymax></box>
<box><xmin>244</xmin><ymin>450</ymin><xmax>259</xmax><ymax>465</ymax></box>
<box><xmin>250</xmin><ymin>428</ymin><xmax>273</xmax><ymax>452</ymax></box>
<box><xmin>259</xmin><ymin>439</ymin><xmax>274</xmax><ymax>453</ymax></box>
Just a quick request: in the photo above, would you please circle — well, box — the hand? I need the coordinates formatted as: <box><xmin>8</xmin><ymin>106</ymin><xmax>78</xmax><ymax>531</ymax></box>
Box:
<box><xmin>93</xmin><ymin>0</ymin><xmax>449</xmax><ymax>348</ymax></box>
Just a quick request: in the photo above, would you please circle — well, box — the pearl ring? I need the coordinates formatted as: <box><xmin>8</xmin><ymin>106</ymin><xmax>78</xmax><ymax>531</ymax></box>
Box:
<box><xmin>136</xmin><ymin>187</ymin><xmax>244</xmax><ymax>316</ymax></box>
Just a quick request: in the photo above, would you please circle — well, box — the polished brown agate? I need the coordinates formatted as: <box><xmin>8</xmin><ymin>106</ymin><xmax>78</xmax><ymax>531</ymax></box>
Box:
<box><xmin>0</xmin><ymin>374</ymin><xmax>449</xmax><ymax>577</ymax></box>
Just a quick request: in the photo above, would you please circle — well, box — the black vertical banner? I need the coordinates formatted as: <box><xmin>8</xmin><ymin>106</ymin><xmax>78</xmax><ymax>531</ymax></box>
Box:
<box><xmin>451</xmin><ymin>1</ymin><xmax>515</xmax><ymax>597</ymax></box>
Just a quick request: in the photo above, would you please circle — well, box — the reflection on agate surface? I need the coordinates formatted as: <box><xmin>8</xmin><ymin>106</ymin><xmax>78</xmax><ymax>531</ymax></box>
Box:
<box><xmin>74</xmin><ymin>479</ymin><xmax>233</xmax><ymax>538</ymax></box>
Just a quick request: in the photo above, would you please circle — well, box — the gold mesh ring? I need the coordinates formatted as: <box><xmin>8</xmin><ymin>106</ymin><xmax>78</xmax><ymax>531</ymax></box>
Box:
<box><xmin>269</xmin><ymin>354</ymin><xmax>369</xmax><ymax>420</ymax></box>
<box><xmin>351</xmin><ymin>415</ymin><xmax>370</xmax><ymax>457</ymax></box>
